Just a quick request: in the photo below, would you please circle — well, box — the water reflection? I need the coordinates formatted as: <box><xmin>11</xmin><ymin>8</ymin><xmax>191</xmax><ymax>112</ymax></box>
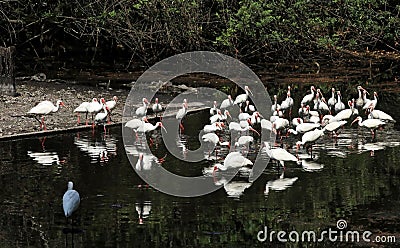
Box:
<box><xmin>135</xmin><ymin>200</ymin><xmax>152</xmax><ymax>224</ymax></box>
<box><xmin>27</xmin><ymin>150</ymin><xmax>64</xmax><ymax>166</ymax></box>
<box><xmin>74</xmin><ymin>133</ymin><xmax>117</xmax><ymax>163</ymax></box>
<box><xmin>264</xmin><ymin>171</ymin><xmax>298</xmax><ymax>196</ymax></box>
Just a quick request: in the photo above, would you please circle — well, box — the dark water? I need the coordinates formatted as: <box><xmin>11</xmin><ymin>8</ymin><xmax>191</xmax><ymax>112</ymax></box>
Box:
<box><xmin>1</xmin><ymin>88</ymin><xmax>400</xmax><ymax>247</ymax></box>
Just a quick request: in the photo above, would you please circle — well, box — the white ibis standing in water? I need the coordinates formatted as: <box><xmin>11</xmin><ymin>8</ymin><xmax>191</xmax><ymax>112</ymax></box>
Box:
<box><xmin>263</xmin><ymin>142</ymin><xmax>298</xmax><ymax>169</ymax></box>
<box><xmin>63</xmin><ymin>181</ymin><xmax>80</xmax><ymax>219</ymax></box>
<box><xmin>136</xmin><ymin>98</ymin><xmax>150</xmax><ymax>117</ymax></box>
<box><xmin>322</xmin><ymin>120</ymin><xmax>347</xmax><ymax>137</ymax></box>
<box><xmin>351</xmin><ymin>116</ymin><xmax>386</xmax><ymax>139</ymax></box>
<box><xmin>355</xmin><ymin>86</ymin><xmax>367</xmax><ymax>108</ymax></box>
<box><xmin>213</xmin><ymin>152</ymin><xmax>253</xmax><ymax>172</ymax></box>
<box><xmin>220</xmin><ymin>95</ymin><xmax>234</xmax><ymax>109</ymax></box>
<box><xmin>95</xmin><ymin>105</ymin><xmax>110</xmax><ymax>132</ymax></box>
<box><xmin>210</xmin><ymin>110</ymin><xmax>231</xmax><ymax>124</ymax></box>
<box><xmin>152</xmin><ymin>98</ymin><xmax>163</xmax><ymax>119</ymax></box>
<box><xmin>367</xmin><ymin>106</ymin><xmax>395</xmax><ymax>122</ymax></box>
<box><xmin>74</xmin><ymin>101</ymin><xmax>90</xmax><ymax>125</ymax></box>
<box><xmin>87</xmin><ymin>98</ymin><xmax>105</xmax><ymax>127</ymax></box>
<box><xmin>296</xmin><ymin>129</ymin><xmax>324</xmax><ymax>158</ymax></box>
<box><xmin>105</xmin><ymin>96</ymin><xmax>118</xmax><ymax>123</ymax></box>
<box><xmin>28</xmin><ymin>100</ymin><xmax>65</xmax><ymax>130</ymax></box>
<box><xmin>203</xmin><ymin>122</ymin><xmax>224</xmax><ymax>133</ymax></box>
<box><xmin>271</xmin><ymin>95</ymin><xmax>281</xmax><ymax>113</ymax></box>
<box><xmin>137</xmin><ymin>122</ymin><xmax>167</xmax><ymax>134</ymax></box>
<box><xmin>202</xmin><ymin>132</ymin><xmax>229</xmax><ymax>158</ymax></box>
<box><xmin>176</xmin><ymin>99</ymin><xmax>188</xmax><ymax>131</ymax></box>
<box><xmin>234</xmin><ymin>86</ymin><xmax>253</xmax><ymax>106</ymax></box>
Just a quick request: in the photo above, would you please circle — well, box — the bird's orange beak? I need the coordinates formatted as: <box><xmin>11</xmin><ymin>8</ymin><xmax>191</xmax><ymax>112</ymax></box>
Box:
<box><xmin>351</xmin><ymin>119</ymin><xmax>358</xmax><ymax>126</ymax></box>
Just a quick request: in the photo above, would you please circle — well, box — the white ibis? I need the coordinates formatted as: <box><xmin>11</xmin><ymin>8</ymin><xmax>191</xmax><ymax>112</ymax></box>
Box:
<box><xmin>213</xmin><ymin>152</ymin><xmax>253</xmax><ymax>172</ymax></box>
<box><xmin>368</xmin><ymin>106</ymin><xmax>395</xmax><ymax>122</ymax></box>
<box><xmin>355</xmin><ymin>86</ymin><xmax>366</xmax><ymax>108</ymax></box>
<box><xmin>272</xmin><ymin>118</ymin><xmax>289</xmax><ymax>137</ymax></box>
<box><xmin>334</xmin><ymin>91</ymin><xmax>345</xmax><ymax>112</ymax></box>
<box><xmin>250</xmin><ymin>111</ymin><xmax>262</xmax><ymax>124</ymax></box>
<box><xmin>105</xmin><ymin>96</ymin><xmax>118</xmax><ymax>124</ymax></box>
<box><xmin>209</xmin><ymin>101</ymin><xmax>218</xmax><ymax>115</ymax></box>
<box><xmin>94</xmin><ymin>105</ymin><xmax>110</xmax><ymax>132</ymax></box>
<box><xmin>28</xmin><ymin>100</ymin><xmax>65</xmax><ymax>130</ymax></box>
<box><xmin>330</xmin><ymin>100</ymin><xmax>358</xmax><ymax>122</ymax></box>
<box><xmin>288</xmin><ymin>122</ymin><xmax>320</xmax><ymax>135</ymax></box>
<box><xmin>74</xmin><ymin>101</ymin><xmax>90</xmax><ymax>125</ymax></box>
<box><xmin>362</xmin><ymin>91</ymin><xmax>378</xmax><ymax>110</ymax></box>
<box><xmin>351</xmin><ymin>116</ymin><xmax>386</xmax><ymax>138</ymax></box>
<box><xmin>271</xmin><ymin>95</ymin><xmax>281</xmax><ymax>113</ymax></box>
<box><xmin>296</xmin><ymin>129</ymin><xmax>324</xmax><ymax>157</ymax></box>
<box><xmin>314</xmin><ymin>95</ymin><xmax>330</xmax><ymax>113</ymax></box>
<box><xmin>125</xmin><ymin>117</ymin><xmax>148</xmax><ymax>130</ymax></box>
<box><xmin>176</xmin><ymin>99</ymin><xmax>188</xmax><ymax>131</ymax></box>
<box><xmin>264</xmin><ymin>171</ymin><xmax>298</xmax><ymax>195</ymax></box>
<box><xmin>203</xmin><ymin>122</ymin><xmax>224</xmax><ymax>133</ymax></box>
<box><xmin>322</xmin><ymin>120</ymin><xmax>347</xmax><ymax>137</ymax></box>
<box><xmin>137</xmin><ymin>122</ymin><xmax>167</xmax><ymax>134</ymax></box>
<box><xmin>210</xmin><ymin>110</ymin><xmax>231</xmax><ymax>123</ymax></box>
<box><xmin>87</xmin><ymin>98</ymin><xmax>105</xmax><ymax>126</ymax></box>
<box><xmin>301</xmin><ymin>86</ymin><xmax>316</xmax><ymax>104</ymax></box>
<box><xmin>280</xmin><ymin>86</ymin><xmax>294</xmax><ymax>115</ymax></box>
<box><xmin>136</xmin><ymin>98</ymin><xmax>150</xmax><ymax>117</ymax></box>
<box><xmin>327</xmin><ymin>88</ymin><xmax>337</xmax><ymax>110</ymax></box>
<box><xmin>234</xmin><ymin>136</ymin><xmax>254</xmax><ymax>150</ymax></box>
<box><xmin>152</xmin><ymin>98</ymin><xmax>163</xmax><ymax>118</ymax></box>
<box><xmin>244</xmin><ymin>100</ymin><xmax>255</xmax><ymax>113</ymax></box>
<box><xmin>220</xmin><ymin>95</ymin><xmax>234</xmax><ymax>109</ymax></box>
<box><xmin>261</xmin><ymin>119</ymin><xmax>273</xmax><ymax>131</ymax></box>
<box><xmin>202</xmin><ymin>133</ymin><xmax>229</xmax><ymax>158</ymax></box>
<box><xmin>263</xmin><ymin>142</ymin><xmax>298</xmax><ymax>168</ymax></box>
<box><xmin>234</xmin><ymin>86</ymin><xmax>253</xmax><ymax>106</ymax></box>
<box><xmin>63</xmin><ymin>181</ymin><xmax>80</xmax><ymax>218</ymax></box>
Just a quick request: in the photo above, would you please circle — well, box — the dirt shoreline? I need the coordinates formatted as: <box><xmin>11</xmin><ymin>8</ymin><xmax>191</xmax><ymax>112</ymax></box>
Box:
<box><xmin>0</xmin><ymin>80</ymin><xmax>130</xmax><ymax>138</ymax></box>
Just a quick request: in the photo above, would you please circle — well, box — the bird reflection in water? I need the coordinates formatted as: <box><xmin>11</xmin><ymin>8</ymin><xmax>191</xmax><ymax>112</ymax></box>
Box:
<box><xmin>74</xmin><ymin>133</ymin><xmax>117</xmax><ymax>164</ymax></box>
<box><xmin>135</xmin><ymin>200</ymin><xmax>152</xmax><ymax>224</ymax></box>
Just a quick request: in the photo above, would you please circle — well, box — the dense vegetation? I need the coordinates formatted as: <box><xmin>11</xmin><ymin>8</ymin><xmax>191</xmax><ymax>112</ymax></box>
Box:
<box><xmin>1</xmin><ymin>0</ymin><xmax>399</xmax><ymax>64</ymax></box>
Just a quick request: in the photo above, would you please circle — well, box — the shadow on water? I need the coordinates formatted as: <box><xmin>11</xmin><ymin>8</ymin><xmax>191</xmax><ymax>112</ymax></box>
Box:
<box><xmin>1</xmin><ymin>83</ymin><xmax>400</xmax><ymax>247</ymax></box>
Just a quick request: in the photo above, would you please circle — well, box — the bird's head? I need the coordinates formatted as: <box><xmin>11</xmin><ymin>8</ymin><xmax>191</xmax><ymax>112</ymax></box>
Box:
<box><xmin>113</xmin><ymin>96</ymin><xmax>118</xmax><ymax>102</ymax></box>
<box><xmin>158</xmin><ymin>122</ymin><xmax>167</xmax><ymax>133</ymax></box>
<box><xmin>143</xmin><ymin>98</ymin><xmax>149</xmax><ymax>104</ymax></box>
<box><xmin>155</xmin><ymin>98</ymin><xmax>159</xmax><ymax>103</ymax></box>
<box><xmin>332</xmin><ymin>87</ymin><xmax>335</xmax><ymax>92</ymax></box>
<box><xmin>244</xmin><ymin>85</ymin><xmax>253</xmax><ymax>96</ymax></box>
<box><xmin>311</xmin><ymin>86</ymin><xmax>316</xmax><ymax>92</ymax></box>
<box><xmin>100</xmin><ymin>98</ymin><xmax>106</xmax><ymax>104</ymax></box>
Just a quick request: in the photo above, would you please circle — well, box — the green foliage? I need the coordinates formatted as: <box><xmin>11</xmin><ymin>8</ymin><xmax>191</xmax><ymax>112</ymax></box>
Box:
<box><xmin>0</xmin><ymin>0</ymin><xmax>399</xmax><ymax>62</ymax></box>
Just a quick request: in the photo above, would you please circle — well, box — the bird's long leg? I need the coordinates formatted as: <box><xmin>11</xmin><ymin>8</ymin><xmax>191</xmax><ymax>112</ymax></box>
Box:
<box><xmin>85</xmin><ymin>112</ymin><xmax>88</xmax><ymax>126</ymax></box>
<box><xmin>41</xmin><ymin>116</ymin><xmax>47</xmax><ymax>130</ymax></box>
<box><xmin>77</xmin><ymin>113</ymin><xmax>81</xmax><ymax>124</ymax></box>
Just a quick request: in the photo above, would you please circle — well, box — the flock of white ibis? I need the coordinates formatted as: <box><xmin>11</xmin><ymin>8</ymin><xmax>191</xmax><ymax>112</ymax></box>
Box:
<box><xmin>122</xmin><ymin>84</ymin><xmax>396</xmax><ymax>190</ymax></box>
<box><xmin>27</xmin><ymin>96</ymin><xmax>118</xmax><ymax>131</ymax></box>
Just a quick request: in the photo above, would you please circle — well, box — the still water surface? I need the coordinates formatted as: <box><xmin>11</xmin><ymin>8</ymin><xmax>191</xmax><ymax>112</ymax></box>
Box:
<box><xmin>1</xmin><ymin>88</ymin><xmax>400</xmax><ymax>247</ymax></box>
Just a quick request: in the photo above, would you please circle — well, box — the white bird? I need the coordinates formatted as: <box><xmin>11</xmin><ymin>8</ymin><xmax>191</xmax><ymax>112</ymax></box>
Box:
<box><xmin>244</xmin><ymin>100</ymin><xmax>255</xmax><ymax>113</ymax></box>
<box><xmin>28</xmin><ymin>100</ymin><xmax>65</xmax><ymax>130</ymax></box>
<box><xmin>135</xmin><ymin>98</ymin><xmax>150</xmax><ymax>117</ymax></box>
<box><xmin>202</xmin><ymin>133</ymin><xmax>223</xmax><ymax>146</ymax></box>
<box><xmin>95</xmin><ymin>105</ymin><xmax>110</xmax><ymax>132</ymax></box>
<box><xmin>234</xmin><ymin>135</ymin><xmax>254</xmax><ymax>148</ymax></box>
<box><xmin>362</xmin><ymin>91</ymin><xmax>378</xmax><ymax>110</ymax></box>
<box><xmin>125</xmin><ymin>117</ymin><xmax>148</xmax><ymax>130</ymax></box>
<box><xmin>209</xmin><ymin>101</ymin><xmax>218</xmax><ymax>115</ymax></box>
<box><xmin>213</xmin><ymin>152</ymin><xmax>253</xmax><ymax>171</ymax></box>
<box><xmin>234</xmin><ymin>86</ymin><xmax>253</xmax><ymax>105</ymax></box>
<box><xmin>229</xmin><ymin>121</ymin><xmax>260</xmax><ymax>135</ymax></box>
<box><xmin>330</xmin><ymin>100</ymin><xmax>358</xmax><ymax>122</ymax></box>
<box><xmin>63</xmin><ymin>181</ymin><xmax>80</xmax><ymax>218</ymax></box>
<box><xmin>263</xmin><ymin>142</ymin><xmax>298</xmax><ymax>168</ymax></box>
<box><xmin>272</xmin><ymin>118</ymin><xmax>289</xmax><ymax>136</ymax></box>
<box><xmin>334</xmin><ymin>91</ymin><xmax>345</xmax><ymax>112</ymax></box>
<box><xmin>327</xmin><ymin>88</ymin><xmax>337</xmax><ymax>109</ymax></box>
<box><xmin>210</xmin><ymin>110</ymin><xmax>231</xmax><ymax>123</ymax></box>
<box><xmin>74</xmin><ymin>101</ymin><xmax>90</xmax><ymax>125</ymax></box>
<box><xmin>220</xmin><ymin>95</ymin><xmax>234</xmax><ymax>109</ymax></box>
<box><xmin>105</xmin><ymin>96</ymin><xmax>118</xmax><ymax>123</ymax></box>
<box><xmin>261</xmin><ymin>119</ymin><xmax>273</xmax><ymax>131</ymax></box>
<box><xmin>264</xmin><ymin>171</ymin><xmax>298</xmax><ymax>195</ymax></box>
<box><xmin>355</xmin><ymin>86</ymin><xmax>366</xmax><ymax>108</ymax></box>
<box><xmin>368</xmin><ymin>107</ymin><xmax>395</xmax><ymax>122</ymax></box>
<box><xmin>87</xmin><ymin>98</ymin><xmax>105</xmax><ymax>127</ymax></box>
<box><xmin>137</xmin><ymin>122</ymin><xmax>167</xmax><ymax>133</ymax></box>
<box><xmin>351</xmin><ymin>116</ymin><xmax>386</xmax><ymax>138</ymax></box>
<box><xmin>296</xmin><ymin>129</ymin><xmax>324</xmax><ymax>157</ymax></box>
<box><xmin>322</xmin><ymin>120</ymin><xmax>347</xmax><ymax>136</ymax></box>
<box><xmin>152</xmin><ymin>98</ymin><xmax>163</xmax><ymax>118</ymax></box>
<box><xmin>203</xmin><ymin>122</ymin><xmax>224</xmax><ymax>133</ymax></box>
<box><xmin>271</xmin><ymin>95</ymin><xmax>281</xmax><ymax>113</ymax></box>
<box><xmin>292</xmin><ymin>117</ymin><xmax>303</xmax><ymax>127</ymax></box>
<box><xmin>288</xmin><ymin>122</ymin><xmax>320</xmax><ymax>135</ymax></box>
<box><xmin>301</xmin><ymin>86</ymin><xmax>316</xmax><ymax>104</ymax></box>
<box><xmin>176</xmin><ymin>99</ymin><xmax>188</xmax><ymax>131</ymax></box>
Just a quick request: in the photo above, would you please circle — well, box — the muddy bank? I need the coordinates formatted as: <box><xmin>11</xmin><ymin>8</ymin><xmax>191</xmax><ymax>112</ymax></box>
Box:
<box><xmin>0</xmin><ymin>80</ymin><xmax>129</xmax><ymax>137</ymax></box>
